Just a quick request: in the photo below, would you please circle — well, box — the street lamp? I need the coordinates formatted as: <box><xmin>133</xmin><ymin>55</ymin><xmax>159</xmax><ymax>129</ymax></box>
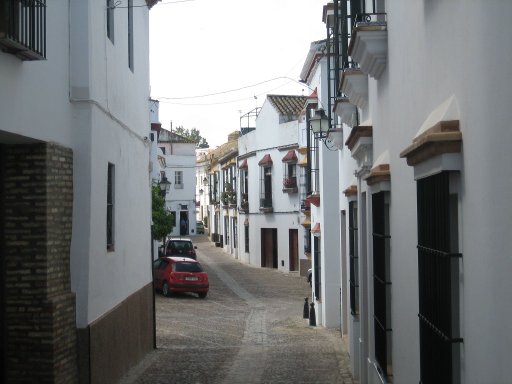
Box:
<box><xmin>159</xmin><ymin>175</ymin><xmax>171</xmax><ymax>197</ymax></box>
<box><xmin>310</xmin><ymin>108</ymin><xmax>330</xmax><ymax>139</ymax></box>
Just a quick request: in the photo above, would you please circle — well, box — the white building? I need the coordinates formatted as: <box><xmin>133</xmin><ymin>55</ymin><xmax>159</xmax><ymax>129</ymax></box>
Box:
<box><xmin>237</xmin><ymin>95</ymin><xmax>308</xmax><ymax>273</ymax></box>
<box><xmin>0</xmin><ymin>1</ymin><xmax>158</xmax><ymax>382</ymax></box>
<box><xmin>303</xmin><ymin>1</ymin><xmax>512</xmax><ymax>383</ymax></box>
<box><xmin>157</xmin><ymin>129</ymin><xmax>197</xmax><ymax>237</ymax></box>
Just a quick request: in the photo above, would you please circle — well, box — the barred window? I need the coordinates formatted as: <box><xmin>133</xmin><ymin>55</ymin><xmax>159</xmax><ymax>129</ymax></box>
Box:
<box><xmin>313</xmin><ymin>236</ymin><xmax>321</xmax><ymax>300</ymax></box>
<box><xmin>417</xmin><ymin>171</ymin><xmax>462</xmax><ymax>384</ymax></box>
<box><xmin>106</xmin><ymin>0</ymin><xmax>114</xmax><ymax>42</ymax></box>
<box><xmin>372</xmin><ymin>191</ymin><xmax>392</xmax><ymax>378</ymax></box>
<box><xmin>349</xmin><ymin>201</ymin><xmax>359</xmax><ymax>316</ymax></box>
<box><xmin>0</xmin><ymin>0</ymin><xmax>46</xmax><ymax>60</ymax></box>
<box><xmin>244</xmin><ymin>225</ymin><xmax>249</xmax><ymax>253</ymax></box>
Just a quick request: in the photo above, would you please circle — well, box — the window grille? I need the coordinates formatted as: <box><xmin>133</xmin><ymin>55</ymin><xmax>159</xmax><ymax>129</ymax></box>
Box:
<box><xmin>107</xmin><ymin>163</ymin><xmax>115</xmax><ymax>251</ymax></box>
<box><xmin>244</xmin><ymin>225</ymin><xmax>249</xmax><ymax>253</ymax></box>
<box><xmin>127</xmin><ymin>0</ymin><xmax>133</xmax><ymax>71</ymax></box>
<box><xmin>372</xmin><ymin>191</ymin><xmax>392</xmax><ymax>378</ymax></box>
<box><xmin>259</xmin><ymin>166</ymin><xmax>272</xmax><ymax>210</ymax></box>
<box><xmin>0</xmin><ymin>0</ymin><xmax>46</xmax><ymax>60</ymax></box>
<box><xmin>313</xmin><ymin>236</ymin><xmax>321</xmax><ymax>300</ymax></box>
<box><xmin>106</xmin><ymin>0</ymin><xmax>114</xmax><ymax>42</ymax></box>
<box><xmin>417</xmin><ymin>171</ymin><xmax>462</xmax><ymax>384</ymax></box>
<box><xmin>349</xmin><ymin>201</ymin><xmax>359</xmax><ymax>315</ymax></box>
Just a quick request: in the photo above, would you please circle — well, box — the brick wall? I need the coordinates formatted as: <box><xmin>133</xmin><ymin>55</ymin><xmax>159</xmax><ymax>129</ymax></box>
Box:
<box><xmin>2</xmin><ymin>143</ymin><xmax>77</xmax><ymax>383</ymax></box>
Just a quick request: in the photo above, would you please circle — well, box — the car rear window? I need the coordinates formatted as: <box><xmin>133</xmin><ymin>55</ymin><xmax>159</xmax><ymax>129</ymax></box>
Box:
<box><xmin>173</xmin><ymin>262</ymin><xmax>203</xmax><ymax>273</ymax></box>
<box><xmin>169</xmin><ymin>241</ymin><xmax>192</xmax><ymax>251</ymax></box>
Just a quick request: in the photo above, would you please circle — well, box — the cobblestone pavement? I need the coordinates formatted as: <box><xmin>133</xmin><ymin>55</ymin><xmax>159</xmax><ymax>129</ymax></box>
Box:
<box><xmin>120</xmin><ymin>235</ymin><xmax>356</xmax><ymax>384</ymax></box>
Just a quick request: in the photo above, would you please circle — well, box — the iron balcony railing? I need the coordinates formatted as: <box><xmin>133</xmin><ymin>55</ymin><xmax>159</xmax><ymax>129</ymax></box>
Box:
<box><xmin>0</xmin><ymin>0</ymin><xmax>46</xmax><ymax>60</ymax></box>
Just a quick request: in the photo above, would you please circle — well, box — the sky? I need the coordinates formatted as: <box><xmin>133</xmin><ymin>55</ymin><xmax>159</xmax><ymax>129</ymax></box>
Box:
<box><xmin>149</xmin><ymin>0</ymin><xmax>328</xmax><ymax>148</ymax></box>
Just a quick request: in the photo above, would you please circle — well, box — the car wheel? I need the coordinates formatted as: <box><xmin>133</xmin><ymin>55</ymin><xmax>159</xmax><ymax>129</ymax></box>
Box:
<box><xmin>162</xmin><ymin>282</ymin><xmax>172</xmax><ymax>297</ymax></box>
<box><xmin>198</xmin><ymin>292</ymin><xmax>207</xmax><ymax>299</ymax></box>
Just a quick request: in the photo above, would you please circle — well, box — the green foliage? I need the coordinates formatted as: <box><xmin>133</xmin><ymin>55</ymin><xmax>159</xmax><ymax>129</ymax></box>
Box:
<box><xmin>151</xmin><ymin>185</ymin><xmax>174</xmax><ymax>242</ymax></box>
<box><xmin>173</xmin><ymin>126</ymin><xmax>209</xmax><ymax>148</ymax></box>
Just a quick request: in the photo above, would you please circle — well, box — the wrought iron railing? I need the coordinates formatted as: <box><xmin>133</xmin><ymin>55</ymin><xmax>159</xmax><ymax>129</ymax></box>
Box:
<box><xmin>0</xmin><ymin>0</ymin><xmax>46</xmax><ymax>60</ymax></box>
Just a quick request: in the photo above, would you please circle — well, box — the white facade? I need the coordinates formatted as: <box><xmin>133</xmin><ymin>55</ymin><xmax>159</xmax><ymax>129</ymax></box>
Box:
<box><xmin>303</xmin><ymin>0</ymin><xmax>512</xmax><ymax>383</ymax></box>
<box><xmin>158</xmin><ymin>130</ymin><xmax>197</xmax><ymax>237</ymax></box>
<box><xmin>237</xmin><ymin>96</ymin><xmax>306</xmax><ymax>273</ymax></box>
<box><xmin>0</xmin><ymin>1</ymin><xmax>155</xmax><ymax>381</ymax></box>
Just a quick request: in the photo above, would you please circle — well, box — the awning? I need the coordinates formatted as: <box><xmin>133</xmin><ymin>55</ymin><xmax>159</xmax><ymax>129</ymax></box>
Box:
<box><xmin>281</xmin><ymin>150</ymin><xmax>297</xmax><ymax>163</ymax></box>
<box><xmin>239</xmin><ymin>159</ymin><xmax>248</xmax><ymax>169</ymax></box>
<box><xmin>258</xmin><ymin>154</ymin><xmax>273</xmax><ymax>166</ymax></box>
<box><xmin>311</xmin><ymin>223</ymin><xmax>321</xmax><ymax>235</ymax></box>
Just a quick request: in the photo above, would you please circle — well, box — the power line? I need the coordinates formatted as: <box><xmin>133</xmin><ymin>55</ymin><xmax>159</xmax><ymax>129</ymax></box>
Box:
<box><xmin>155</xmin><ymin>76</ymin><xmax>312</xmax><ymax>101</ymax></box>
<box><xmin>111</xmin><ymin>0</ymin><xmax>196</xmax><ymax>9</ymax></box>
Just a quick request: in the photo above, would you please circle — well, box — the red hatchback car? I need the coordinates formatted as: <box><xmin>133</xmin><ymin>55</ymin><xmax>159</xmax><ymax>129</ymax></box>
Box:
<box><xmin>152</xmin><ymin>257</ymin><xmax>209</xmax><ymax>298</ymax></box>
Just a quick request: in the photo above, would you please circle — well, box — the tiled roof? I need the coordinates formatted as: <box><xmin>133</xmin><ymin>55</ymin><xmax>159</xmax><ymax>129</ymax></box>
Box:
<box><xmin>267</xmin><ymin>95</ymin><xmax>308</xmax><ymax>117</ymax></box>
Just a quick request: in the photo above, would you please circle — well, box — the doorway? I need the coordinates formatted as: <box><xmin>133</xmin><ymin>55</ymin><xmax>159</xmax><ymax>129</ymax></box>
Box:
<box><xmin>260</xmin><ymin>228</ymin><xmax>277</xmax><ymax>268</ymax></box>
<box><xmin>179</xmin><ymin>211</ymin><xmax>188</xmax><ymax>236</ymax></box>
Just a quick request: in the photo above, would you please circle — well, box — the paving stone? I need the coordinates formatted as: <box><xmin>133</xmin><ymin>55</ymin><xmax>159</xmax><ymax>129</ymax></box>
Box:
<box><xmin>119</xmin><ymin>235</ymin><xmax>357</xmax><ymax>384</ymax></box>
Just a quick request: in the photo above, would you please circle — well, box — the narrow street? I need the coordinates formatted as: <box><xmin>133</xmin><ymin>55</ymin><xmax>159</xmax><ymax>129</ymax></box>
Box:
<box><xmin>120</xmin><ymin>235</ymin><xmax>355</xmax><ymax>384</ymax></box>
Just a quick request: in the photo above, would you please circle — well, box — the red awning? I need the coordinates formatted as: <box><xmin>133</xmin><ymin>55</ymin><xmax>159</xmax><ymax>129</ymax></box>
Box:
<box><xmin>258</xmin><ymin>154</ymin><xmax>273</xmax><ymax>166</ymax></box>
<box><xmin>281</xmin><ymin>150</ymin><xmax>297</xmax><ymax>163</ymax></box>
<box><xmin>239</xmin><ymin>159</ymin><xmax>248</xmax><ymax>169</ymax></box>
<box><xmin>311</xmin><ymin>223</ymin><xmax>321</xmax><ymax>234</ymax></box>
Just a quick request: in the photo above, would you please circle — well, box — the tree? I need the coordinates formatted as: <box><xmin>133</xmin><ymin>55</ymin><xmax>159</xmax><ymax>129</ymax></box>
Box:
<box><xmin>151</xmin><ymin>185</ymin><xmax>174</xmax><ymax>243</ymax></box>
<box><xmin>173</xmin><ymin>126</ymin><xmax>209</xmax><ymax>148</ymax></box>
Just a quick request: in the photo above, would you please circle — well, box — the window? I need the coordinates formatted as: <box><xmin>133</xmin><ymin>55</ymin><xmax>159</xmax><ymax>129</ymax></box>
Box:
<box><xmin>372</xmin><ymin>192</ymin><xmax>392</xmax><ymax>379</ymax></box>
<box><xmin>417</xmin><ymin>171</ymin><xmax>462</xmax><ymax>384</ymax></box>
<box><xmin>106</xmin><ymin>0</ymin><xmax>114</xmax><ymax>42</ymax></box>
<box><xmin>0</xmin><ymin>0</ymin><xmax>46</xmax><ymax>60</ymax></box>
<box><xmin>283</xmin><ymin>163</ymin><xmax>297</xmax><ymax>190</ymax></box>
<box><xmin>313</xmin><ymin>236</ymin><xmax>321</xmax><ymax>300</ymax></box>
<box><xmin>232</xmin><ymin>218</ymin><xmax>237</xmax><ymax>249</ymax></box>
<box><xmin>244</xmin><ymin>225</ymin><xmax>249</xmax><ymax>253</ymax></box>
<box><xmin>309</xmin><ymin>127</ymin><xmax>319</xmax><ymax>193</ymax></box>
<box><xmin>107</xmin><ymin>163</ymin><xmax>115</xmax><ymax>251</ymax></box>
<box><xmin>240</xmin><ymin>168</ymin><xmax>248</xmax><ymax>211</ymax></box>
<box><xmin>259</xmin><ymin>166</ymin><xmax>272</xmax><ymax>211</ymax></box>
<box><xmin>224</xmin><ymin>216</ymin><xmax>229</xmax><ymax>245</ymax></box>
<box><xmin>127</xmin><ymin>0</ymin><xmax>133</xmax><ymax>71</ymax></box>
<box><xmin>174</xmin><ymin>171</ymin><xmax>183</xmax><ymax>188</ymax></box>
<box><xmin>349</xmin><ymin>201</ymin><xmax>359</xmax><ymax>316</ymax></box>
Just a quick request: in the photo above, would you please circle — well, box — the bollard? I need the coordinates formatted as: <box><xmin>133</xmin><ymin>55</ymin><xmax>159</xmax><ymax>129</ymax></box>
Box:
<box><xmin>303</xmin><ymin>297</ymin><xmax>309</xmax><ymax>319</ymax></box>
<box><xmin>309</xmin><ymin>302</ymin><xmax>316</xmax><ymax>326</ymax></box>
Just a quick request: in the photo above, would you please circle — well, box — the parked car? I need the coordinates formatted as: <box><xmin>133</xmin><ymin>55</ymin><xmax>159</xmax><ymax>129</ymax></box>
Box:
<box><xmin>152</xmin><ymin>257</ymin><xmax>209</xmax><ymax>298</ymax></box>
<box><xmin>164</xmin><ymin>238</ymin><xmax>197</xmax><ymax>259</ymax></box>
<box><xmin>307</xmin><ymin>268</ymin><xmax>312</xmax><ymax>287</ymax></box>
<box><xmin>196</xmin><ymin>221</ymin><xmax>205</xmax><ymax>234</ymax></box>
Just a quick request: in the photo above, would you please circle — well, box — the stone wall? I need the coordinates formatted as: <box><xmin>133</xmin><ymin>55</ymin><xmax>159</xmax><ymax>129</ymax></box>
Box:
<box><xmin>2</xmin><ymin>143</ymin><xmax>77</xmax><ymax>383</ymax></box>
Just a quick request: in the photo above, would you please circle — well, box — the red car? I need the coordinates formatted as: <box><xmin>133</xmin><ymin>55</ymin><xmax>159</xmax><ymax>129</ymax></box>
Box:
<box><xmin>152</xmin><ymin>257</ymin><xmax>209</xmax><ymax>298</ymax></box>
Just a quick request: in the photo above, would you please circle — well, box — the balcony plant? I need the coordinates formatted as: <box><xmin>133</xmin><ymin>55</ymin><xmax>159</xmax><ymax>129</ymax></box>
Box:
<box><xmin>283</xmin><ymin>177</ymin><xmax>296</xmax><ymax>188</ymax></box>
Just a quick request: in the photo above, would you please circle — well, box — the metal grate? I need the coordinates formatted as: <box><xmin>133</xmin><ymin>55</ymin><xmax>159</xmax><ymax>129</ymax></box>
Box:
<box><xmin>372</xmin><ymin>192</ymin><xmax>392</xmax><ymax>378</ymax></box>
<box><xmin>417</xmin><ymin>171</ymin><xmax>462</xmax><ymax>384</ymax></box>
<box><xmin>349</xmin><ymin>201</ymin><xmax>359</xmax><ymax>316</ymax></box>
<box><xmin>0</xmin><ymin>0</ymin><xmax>46</xmax><ymax>60</ymax></box>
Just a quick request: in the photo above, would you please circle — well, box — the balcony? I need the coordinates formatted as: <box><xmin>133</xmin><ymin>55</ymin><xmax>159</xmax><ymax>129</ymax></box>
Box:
<box><xmin>340</xmin><ymin>68</ymin><xmax>368</xmax><ymax>109</ymax></box>
<box><xmin>282</xmin><ymin>176</ymin><xmax>298</xmax><ymax>193</ymax></box>
<box><xmin>348</xmin><ymin>14</ymin><xmax>388</xmax><ymax>80</ymax></box>
<box><xmin>334</xmin><ymin>97</ymin><xmax>358</xmax><ymax>127</ymax></box>
<box><xmin>0</xmin><ymin>0</ymin><xmax>46</xmax><ymax>60</ymax></box>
